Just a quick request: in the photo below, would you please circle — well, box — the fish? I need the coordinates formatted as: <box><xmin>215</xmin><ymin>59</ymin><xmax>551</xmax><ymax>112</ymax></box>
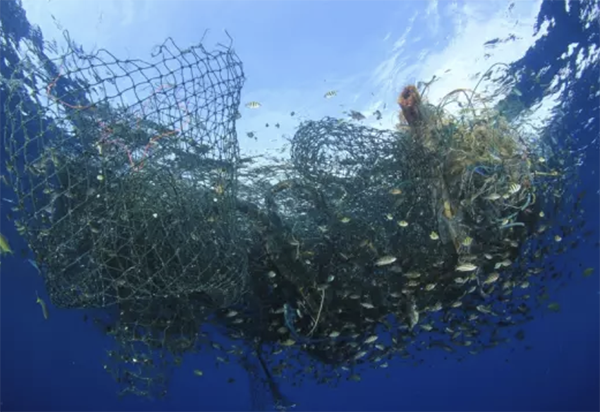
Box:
<box><xmin>508</xmin><ymin>183</ymin><xmax>521</xmax><ymax>195</ymax></box>
<box><xmin>547</xmin><ymin>302</ymin><xmax>560</xmax><ymax>312</ymax></box>
<box><xmin>408</xmin><ymin>300</ymin><xmax>419</xmax><ymax>330</ymax></box>
<box><xmin>0</xmin><ymin>233</ymin><xmax>13</xmax><ymax>255</ymax></box>
<box><xmin>455</xmin><ymin>263</ymin><xmax>478</xmax><ymax>272</ymax></box>
<box><xmin>245</xmin><ymin>101</ymin><xmax>261</xmax><ymax>109</ymax></box>
<box><xmin>193</xmin><ymin>369</ymin><xmax>203</xmax><ymax>376</ymax></box>
<box><xmin>483</xmin><ymin>272</ymin><xmax>500</xmax><ymax>285</ymax></box>
<box><xmin>583</xmin><ymin>267</ymin><xmax>594</xmax><ymax>277</ymax></box>
<box><xmin>324</xmin><ymin>90</ymin><xmax>337</xmax><ymax>99</ymax></box>
<box><xmin>404</xmin><ymin>271</ymin><xmax>421</xmax><ymax>279</ymax></box>
<box><xmin>476</xmin><ymin>305</ymin><xmax>491</xmax><ymax>314</ymax></box>
<box><xmin>389</xmin><ymin>188</ymin><xmax>402</xmax><ymax>195</ymax></box>
<box><xmin>28</xmin><ymin>259</ymin><xmax>41</xmax><ymax>274</ymax></box>
<box><xmin>485</xmin><ymin>193</ymin><xmax>501</xmax><ymax>201</ymax></box>
<box><xmin>375</xmin><ymin>256</ymin><xmax>397</xmax><ymax>266</ymax></box>
<box><xmin>360</xmin><ymin>302</ymin><xmax>375</xmax><ymax>309</ymax></box>
<box><xmin>494</xmin><ymin>259</ymin><xmax>512</xmax><ymax>269</ymax></box>
<box><xmin>398</xmin><ymin>220</ymin><xmax>409</xmax><ymax>227</ymax></box>
<box><xmin>430</xmin><ymin>231</ymin><xmax>439</xmax><ymax>240</ymax></box>
<box><xmin>353</xmin><ymin>350</ymin><xmax>368</xmax><ymax>360</ymax></box>
<box><xmin>363</xmin><ymin>335</ymin><xmax>378</xmax><ymax>344</ymax></box>
<box><xmin>349</xmin><ymin>110</ymin><xmax>365</xmax><ymax>121</ymax></box>
<box><xmin>35</xmin><ymin>291</ymin><xmax>49</xmax><ymax>320</ymax></box>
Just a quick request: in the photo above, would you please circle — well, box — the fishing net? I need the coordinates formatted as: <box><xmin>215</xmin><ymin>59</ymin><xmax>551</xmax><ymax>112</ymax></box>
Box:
<box><xmin>4</xmin><ymin>35</ymin><xmax>249</xmax><ymax>308</ymax></box>
<box><xmin>2</xmin><ymin>32</ymin><xmax>251</xmax><ymax>397</ymax></box>
<box><xmin>1</xmin><ymin>16</ymin><xmax>586</xmax><ymax>407</ymax></box>
<box><xmin>230</xmin><ymin>77</ymin><xmax>541</xmax><ymax>371</ymax></box>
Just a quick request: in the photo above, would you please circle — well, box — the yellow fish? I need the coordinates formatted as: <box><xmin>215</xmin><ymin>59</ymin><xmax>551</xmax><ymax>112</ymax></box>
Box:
<box><xmin>0</xmin><ymin>233</ymin><xmax>13</xmax><ymax>255</ymax></box>
<box><xmin>36</xmin><ymin>291</ymin><xmax>49</xmax><ymax>320</ymax></box>
<box><xmin>245</xmin><ymin>101</ymin><xmax>261</xmax><ymax>109</ymax></box>
<box><xmin>324</xmin><ymin>90</ymin><xmax>337</xmax><ymax>99</ymax></box>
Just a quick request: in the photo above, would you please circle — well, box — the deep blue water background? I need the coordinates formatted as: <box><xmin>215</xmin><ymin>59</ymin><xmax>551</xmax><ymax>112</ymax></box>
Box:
<box><xmin>1</xmin><ymin>0</ymin><xmax>599</xmax><ymax>410</ymax></box>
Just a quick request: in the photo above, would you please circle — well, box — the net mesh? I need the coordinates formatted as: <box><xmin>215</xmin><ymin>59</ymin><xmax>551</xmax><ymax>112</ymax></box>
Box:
<box><xmin>4</xmin><ymin>36</ymin><xmax>248</xmax><ymax>309</ymax></box>
<box><xmin>1</xmin><ymin>15</ymin><xmax>588</xmax><ymax>406</ymax></box>
<box><xmin>2</xmin><ymin>32</ymin><xmax>252</xmax><ymax>397</ymax></box>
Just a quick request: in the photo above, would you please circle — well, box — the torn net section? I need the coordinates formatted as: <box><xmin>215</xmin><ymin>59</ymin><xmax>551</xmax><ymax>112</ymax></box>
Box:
<box><xmin>3</xmin><ymin>34</ymin><xmax>247</xmax><ymax>397</ymax></box>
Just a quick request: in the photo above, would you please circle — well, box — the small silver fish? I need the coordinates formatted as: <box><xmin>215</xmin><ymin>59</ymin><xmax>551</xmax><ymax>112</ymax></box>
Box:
<box><xmin>408</xmin><ymin>301</ymin><xmax>419</xmax><ymax>330</ymax></box>
<box><xmin>455</xmin><ymin>263</ymin><xmax>478</xmax><ymax>272</ymax></box>
<box><xmin>363</xmin><ymin>335</ymin><xmax>378</xmax><ymax>344</ymax></box>
<box><xmin>360</xmin><ymin>302</ymin><xmax>375</xmax><ymax>309</ymax></box>
<box><xmin>353</xmin><ymin>350</ymin><xmax>368</xmax><ymax>360</ymax></box>
<box><xmin>28</xmin><ymin>259</ymin><xmax>40</xmax><ymax>274</ymax></box>
<box><xmin>375</xmin><ymin>256</ymin><xmax>397</xmax><ymax>266</ymax></box>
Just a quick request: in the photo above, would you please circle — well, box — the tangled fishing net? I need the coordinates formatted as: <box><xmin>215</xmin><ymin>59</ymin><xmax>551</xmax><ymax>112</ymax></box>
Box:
<box><xmin>1</xmin><ymin>24</ymin><xmax>586</xmax><ymax>407</ymax></box>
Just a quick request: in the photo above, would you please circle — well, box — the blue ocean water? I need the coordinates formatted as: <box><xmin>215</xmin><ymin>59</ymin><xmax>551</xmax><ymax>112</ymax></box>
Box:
<box><xmin>1</xmin><ymin>0</ymin><xmax>598</xmax><ymax>411</ymax></box>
